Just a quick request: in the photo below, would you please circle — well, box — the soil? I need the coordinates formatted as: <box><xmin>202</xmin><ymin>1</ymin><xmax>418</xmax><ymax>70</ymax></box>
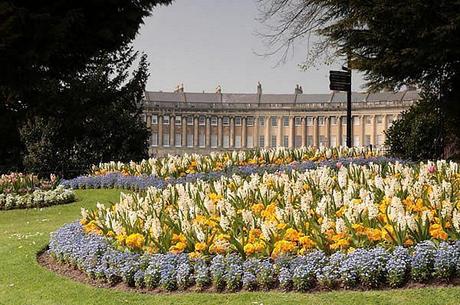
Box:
<box><xmin>36</xmin><ymin>247</ymin><xmax>460</xmax><ymax>295</ymax></box>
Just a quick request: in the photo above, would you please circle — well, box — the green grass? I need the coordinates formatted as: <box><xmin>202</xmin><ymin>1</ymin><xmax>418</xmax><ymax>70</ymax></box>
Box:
<box><xmin>2</xmin><ymin>189</ymin><xmax>460</xmax><ymax>305</ymax></box>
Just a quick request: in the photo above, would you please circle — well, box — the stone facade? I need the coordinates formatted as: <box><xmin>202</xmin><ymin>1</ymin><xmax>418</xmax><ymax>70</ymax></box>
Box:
<box><xmin>142</xmin><ymin>90</ymin><xmax>418</xmax><ymax>157</ymax></box>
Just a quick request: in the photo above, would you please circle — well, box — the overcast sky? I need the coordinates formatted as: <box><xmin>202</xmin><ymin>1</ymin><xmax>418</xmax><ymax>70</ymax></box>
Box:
<box><xmin>133</xmin><ymin>0</ymin><xmax>365</xmax><ymax>94</ymax></box>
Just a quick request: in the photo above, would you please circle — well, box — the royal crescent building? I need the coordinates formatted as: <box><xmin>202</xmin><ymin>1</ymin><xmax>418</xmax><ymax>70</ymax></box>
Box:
<box><xmin>142</xmin><ymin>87</ymin><xmax>419</xmax><ymax>157</ymax></box>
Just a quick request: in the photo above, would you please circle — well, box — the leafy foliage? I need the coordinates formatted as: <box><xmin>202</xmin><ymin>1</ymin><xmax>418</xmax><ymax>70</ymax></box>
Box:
<box><xmin>385</xmin><ymin>91</ymin><xmax>443</xmax><ymax>161</ymax></box>
<box><xmin>19</xmin><ymin>47</ymin><xmax>149</xmax><ymax>176</ymax></box>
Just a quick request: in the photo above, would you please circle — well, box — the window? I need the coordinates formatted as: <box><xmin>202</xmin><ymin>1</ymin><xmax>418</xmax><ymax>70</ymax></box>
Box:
<box><xmin>163</xmin><ymin>116</ymin><xmax>170</xmax><ymax>125</ymax></box>
<box><xmin>365</xmin><ymin>135</ymin><xmax>371</xmax><ymax>146</ymax></box>
<box><xmin>342</xmin><ymin>136</ymin><xmax>347</xmax><ymax>146</ymax></box>
<box><xmin>163</xmin><ymin>133</ymin><xmax>169</xmax><ymax>146</ymax></box>
<box><xmin>376</xmin><ymin>115</ymin><xmax>383</xmax><ymax>124</ymax></box>
<box><xmin>187</xmin><ymin>116</ymin><xmax>193</xmax><ymax>125</ymax></box>
<box><xmin>152</xmin><ymin>115</ymin><xmax>158</xmax><ymax>125</ymax></box>
<box><xmin>365</xmin><ymin>116</ymin><xmax>372</xmax><ymax>125</ymax></box>
<box><xmin>271</xmin><ymin>135</ymin><xmax>277</xmax><ymax>147</ymax></box>
<box><xmin>271</xmin><ymin>116</ymin><xmax>278</xmax><ymax>127</ymax></box>
<box><xmin>295</xmin><ymin>135</ymin><xmax>302</xmax><ymax>147</ymax></box>
<box><xmin>223</xmin><ymin>135</ymin><xmax>230</xmax><ymax>148</ymax></box>
<box><xmin>318</xmin><ymin>117</ymin><xmax>325</xmax><ymax>126</ymax></box>
<box><xmin>175</xmin><ymin>116</ymin><xmax>182</xmax><ymax>125</ymax></box>
<box><xmin>235</xmin><ymin>116</ymin><xmax>242</xmax><ymax>126</ymax></box>
<box><xmin>259</xmin><ymin>116</ymin><xmax>265</xmax><ymax>126</ymax></box>
<box><xmin>187</xmin><ymin>134</ymin><xmax>194</xmax><ymax>147</ymax></box>
<box><xmin>199</xmin><ymin>133</ymin><xmax>205</xmax><ymax>147</ymax></box>
<box><xmin>211</xmin><ymin>134</ymin><xmax>218</xmax><ymax>148</ymax></box>
<box><xmin>199</xmin><ymin>116</ymin><xmax>206</xmax><ymax>126</ymax></box>
<box><xmin>259</xmin><ymin>135</ymin><xmax>265</xmax><ymax>147</ymax></box>
<box><xmin>235</xmin><ymin>135</ymin><xmax>241</xmax><ymax>148</ymax></box>
<box><xmin>330</xmin><ymin>136</ymin><xmax>337</xmax><ymax>147</ymax></box>
<box><xmin>353</xmin><ymin>136</ymin><xmax>360</xmax><ymax>146</ymax></box>
<box><xmin>342</xmin><ymin>116</ymin><xmax>347</xmax><ymax>125</ymax></box>
<box><xmin>247</xmin><ymin>135</ymin><xmax>254</xmax><ymax>148</ymax></box>
<box><xmin>151</xmin><ymin>133</ymin><xmax>158</xmax><ymax>146</ymax></box>
<box><xmin>223</xmin><ymin>116</ymin><xmax>230</xmax><ymax>126</ymax></box>
<box><xmin>331</xmin><ymin>117</ymin><xmax>337</xmax><ymax>125</ymax></box>
<box><xmin>283</xmin><ymin>135</ymin><xmax>289</xmax><ymax>147</ymax></box>
<box><xmin>295</xmin><ymin>117</ymin><xmax>301</xmax><ymax>126</ymax></box>
<box><xmin>353</xmin><ymin>116</ymin><xmax>360</xmax><ymax>125</ymax></box>
<box><xmin>247</xmin><ymin>117</ymin><xmax>254</xmax><ymax>127</ymax></box>
<box><xmin>307</xmin><ymin>135</ymin><xmax>313</xmax><ymax>146</ymax></box>
<box><xmin>211</xmin><ymin>116</ymin><xmax>218</xmax><ymax>126</ymax></box>
<box><xmin>387</xmin><ymin>115</ymin><xmax>394</xmax><ymax>126</ymax></box>
<box><xmin>141</xmin><ymin>114</ymin><xmax>146</xmax><ymax>123</ymax></box>
<box><xmin>319</xmin><ymin>135</ymin><xmax>327</xmax><ymax>147</ymax></box>
<box><xmin>306</xmin><ymin>117</ymin><xmax>313</xmax><ymax>126</ymax></box>
<box><xmin>376</xmin><ymin>134</ymin><xmax>384</xmax><ymax>145</ymax></box>
<box><xmin>175</xmin><ymin>134</ymin><xmax>182</xmax><ymax>147</ymax></box>
<box><xmin>283</xmin><ymin>116</ymin><xmax>289</xmax><ymax>127</ymax></box>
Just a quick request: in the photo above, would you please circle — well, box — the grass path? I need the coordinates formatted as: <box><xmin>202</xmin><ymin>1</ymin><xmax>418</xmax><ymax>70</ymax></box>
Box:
<box><xmin>2</xmin><ymin>189</ymin><xmax>460</xmax><ymax>305</ymax></box>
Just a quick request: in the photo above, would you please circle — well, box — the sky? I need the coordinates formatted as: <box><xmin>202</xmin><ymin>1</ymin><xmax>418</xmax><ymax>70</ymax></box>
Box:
<box><xmin>133</xmin><ymin>0</ymin><xmax>365</xmax><ymax>94</ymax></box>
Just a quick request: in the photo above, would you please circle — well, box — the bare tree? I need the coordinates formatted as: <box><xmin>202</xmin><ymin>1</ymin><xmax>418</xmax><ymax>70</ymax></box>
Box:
<box><xmin>256</xmin><ymin>0</ymin><xmax>347</xmax><ymax>68</ymax></box>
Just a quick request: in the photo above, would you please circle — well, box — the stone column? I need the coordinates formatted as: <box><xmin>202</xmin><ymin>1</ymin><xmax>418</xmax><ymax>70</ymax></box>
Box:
<box><xmin>229</xmin><ymin>117</ymin><xmax>235</xmax><ymax>148</ymax></box>
<box><xmin>218</xmin><ymin>117</ymin><xmax>223</xmax><ymax>148</ymax></box>
<box><xmin>242</xmin><ymin>117</ymin><xmax>247</xmax><ymax>148</ymax></box>
<box><xmin>146</xmin><ymin>114</ymin><xmax>151</xmax><ymax>128</ymax></box>
<box><xmin>193</xmin><ymin>116</ymin><xmax>199</xmax><ymax>147</ymax></box>
<box><xmin>313</xmin><ymin>117</ymin><xmax>318</xmax><ymax>147</ymax></box>
<box><xmin>169</xmin><ymin>115</ymin><xmax>175</xmax><ymax>147</ymax></box>
<box><xmin>277</xmin><ymin>116</ymin><xmax>282</xmax><ymax>147</ymax></box>
<box><xmin>325</xmin><ymin>116</ymin><xmax>331</xmax><ymax>147</ymax></box>
<box><xmin>361</xmin><ymin>115</ymin><xmax>366</xmax><ymax>147</ymax></box>
<box><xmin>253</xmin><ymin>116</ymin><xmax>259</xmax><ymax>148</ymax></box>
<box><xmin>371</xmin><ymin>115</ymin><xmax>377</xmax><ymax>146</ymax></box>
<box><xmin>265</xmin><ymin>116</ymin><xmax>270</xmax><ymax>148</ymax></box>
<box><xmin>337</xmin><ymin>116</ymin><xmax>343</xmax><ymax>147</ymax></box>
<box><xmin>383</xmin><ymin>114</ymin><xmax>388</xmax><ymax>143</ymax></box>
<box><xmin>289</xmin><ymin>116</ymin><xmax>295</xmax><ymax>148</ymax></box>
<box><xmin>182</xmin><ymin>117</ymin><xmax>187</xmax><ymax>147</ymax></box>
<box><xmin>206</xmin><ymin>117</ymin><xmax>211</xmax><ymax>148</ymax></box>
<box><xmin>158</xmin><ymin>115</ymin><xmax>163</xmax><ymax>147</ymax></box>
<box><xmin>301</xmin><ymin>117</ymin><xmax>306</xmax><ymax>146</ymax></box>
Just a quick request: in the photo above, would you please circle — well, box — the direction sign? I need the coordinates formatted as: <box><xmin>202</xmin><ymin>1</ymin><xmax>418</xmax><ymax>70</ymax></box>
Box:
<box><xmin>329</xmin><ymin>70</ymin><xmax>351</xmax><ymax>91</ymax></box>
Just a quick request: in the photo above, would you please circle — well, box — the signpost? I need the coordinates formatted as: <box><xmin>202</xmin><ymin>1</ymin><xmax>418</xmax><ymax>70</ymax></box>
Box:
<box><xmin>329</xmin><ymin>69</ymin><xmax>352</xmax><ymax>147</ymax></box>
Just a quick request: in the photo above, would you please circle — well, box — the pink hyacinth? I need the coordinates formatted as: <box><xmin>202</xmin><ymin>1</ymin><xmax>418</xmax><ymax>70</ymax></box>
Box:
<box><xmin>427</xmin><ymin>164</ymin><xmax>436</xmax><ymax>174</ymax></box>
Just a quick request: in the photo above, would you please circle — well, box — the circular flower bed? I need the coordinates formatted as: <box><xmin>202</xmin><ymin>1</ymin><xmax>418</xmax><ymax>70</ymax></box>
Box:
<box><xmin>47</xmin><ymin>153</ymin><xmax>460</xmax><ymax>292</ymax></box>
<box><xmin>0</xmin><ymin>173</ymin><xmax>75</xmax><ymax>210</ymax></box>
<box><xmin>48</xmin><ymin>222</ymin><xmax>460</xmax><ymax>292</ymax></box>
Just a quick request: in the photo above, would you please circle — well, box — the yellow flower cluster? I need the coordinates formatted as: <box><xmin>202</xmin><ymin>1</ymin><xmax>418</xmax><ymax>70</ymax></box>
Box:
<box><xmin>82</xmin><ymin>160</ymin><xmax>460</xmax><ymax>258</ymax></box>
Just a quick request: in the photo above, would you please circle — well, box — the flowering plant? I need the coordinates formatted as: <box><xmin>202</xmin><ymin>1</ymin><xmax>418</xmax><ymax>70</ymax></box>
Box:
<box><xmin>80</xmin><ymin>160</ymin><xmax>460</xmax><ymax>258</ymax></box>
<box><xmin>0</xmin><ymin>173</ymin><xmax>75</xmax><ymax>210</ymax></box>
<box><xmin>89</xmin><ymin>146</ymin><xmax>382</xmax><ymax>178</ymax></box>
<box><xmin>48</xmin><ymin>222</ymin><xmax>460</xmax><ymax>292</ymax></box>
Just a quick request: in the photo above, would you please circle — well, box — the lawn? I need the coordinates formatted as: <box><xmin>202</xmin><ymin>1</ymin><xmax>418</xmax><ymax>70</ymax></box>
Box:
<box><xmin>1</xmin><ymin>189</ymin><xmax>460</xmax><ymax>305</ymax></box>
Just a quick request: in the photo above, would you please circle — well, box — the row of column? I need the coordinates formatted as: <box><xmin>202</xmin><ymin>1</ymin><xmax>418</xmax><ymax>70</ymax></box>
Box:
<box><xmin>149</xmin><ymin>114</ymin><xmax>390</xmax><ymax>149</ymax></box>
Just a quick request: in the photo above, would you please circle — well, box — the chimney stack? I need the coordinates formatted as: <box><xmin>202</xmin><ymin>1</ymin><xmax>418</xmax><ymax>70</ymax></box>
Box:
<box><xmin>257</xmin><ymin>81</ymin><xmax>262</xmax><ymax>95</ymax></box>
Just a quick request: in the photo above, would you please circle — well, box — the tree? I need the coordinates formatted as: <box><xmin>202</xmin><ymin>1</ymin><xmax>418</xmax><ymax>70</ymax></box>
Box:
<box><xmin>19</xmin><ymin>47</ymin><xmax>150</xmax><ymax>177</ymax></box>
<box><xmin>0</xmin><ymin>0</ymin><xmax>171</xmax><ymax>94</ymax></box>
<box><xmin>257</xmin><ymin>0</ymin><xmax>460</xmax><ymax>157</ymax></box>
<box><xmin>385</xmin><ymin>91</ymin><xmax>443</xmax><ymax>161</ymax></box>
<box><xmin>0</xmin><ymin>0</ymin><xmax>171</xmax><ymax>171</ymax></box>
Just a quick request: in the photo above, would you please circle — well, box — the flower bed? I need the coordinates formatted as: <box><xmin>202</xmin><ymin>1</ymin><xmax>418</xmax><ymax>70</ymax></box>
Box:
<box><xmin>62</xmin><ymin>156</ymin><xmax>402</xmax><ymax>190</ymax></box>
<box><xmin>48</xmin><ymin>222</ymin><xmax>460</xmax><ymax>292</ymax></box>
<box><xmin>90</xmin><ymin>146</ymin><xmax>382</xmax><ymax>178</ymax></box>
<box><xmin>0</xmin><ymin>173</ymin><xmax>75</xmax><ymax>210</ymax></box>
<box><xmin>80</xmin><ymin>160</ymin><xmax>460</xmax><ymax>257</ymax></box>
